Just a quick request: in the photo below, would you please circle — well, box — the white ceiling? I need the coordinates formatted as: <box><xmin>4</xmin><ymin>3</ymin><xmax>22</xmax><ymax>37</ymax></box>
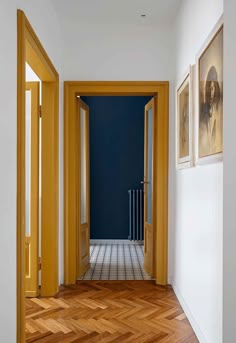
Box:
<box><xmin>51</xmin><ymin>0</ymin><xmax>181</xmax><ymax>26</ymax></box>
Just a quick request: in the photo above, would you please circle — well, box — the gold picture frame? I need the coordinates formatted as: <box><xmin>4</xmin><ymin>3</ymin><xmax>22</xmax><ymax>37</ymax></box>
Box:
<box><xmin>196</xmin><ymin>17</ymin><xmax>223</xmax><ymax>165</ymax></box>
<box><xmin>176</xmin><ymin>65</ymin><xmax>194</xmax><ymax>169</ymax></box>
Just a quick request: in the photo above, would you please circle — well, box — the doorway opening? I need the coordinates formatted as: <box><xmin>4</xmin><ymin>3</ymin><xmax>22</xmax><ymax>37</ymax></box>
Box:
<box><xmin>77</xmin><ymin>95</ymin><xmax>153</xmax><ymax>281</ymax></box>
<box><xmin>25</xmin><ymin>63</ymin><xmax>42</xmax><ymax>297</ymax></box>
<box><xmin>17</xmin><ymin>10</ymin><xmax>59</xmax><ymax>343</ymax></box>
<box><xmin>64</xmin><ymin>82</ymin><xmax>169</xmax><ymax>287</ymax></box>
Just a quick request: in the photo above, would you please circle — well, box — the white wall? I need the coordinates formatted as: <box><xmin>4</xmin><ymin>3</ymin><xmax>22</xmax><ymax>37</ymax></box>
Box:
<box><xmin>172</xmin><ymin>1</ymin><xmax>223</xmax><ymax>343</ymax></box>
<box><xmin>223</xmin><ymin>0</ymin><xmax>236</xmax><ymax>341</ymax></box>
<box><xmin>0</xmin><ymin>1</ymin><xmax>61</xmax><ymax>342</ymax></box>
<box><xmin>26</xmin><ymin>63</ymin><xmax>40</xmax><ymax>82</ymax></box>
<box><xmin>61</xmin><ymin>22</ymin><xmax>175</xmax><ymax>81</ymax></box>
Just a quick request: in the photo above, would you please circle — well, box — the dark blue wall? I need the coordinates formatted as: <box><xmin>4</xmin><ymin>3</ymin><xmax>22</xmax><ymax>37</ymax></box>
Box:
<box><xmin>81</xmin><ymin>96</ymin><xmax>151</xmax><ymax>239</ymax></box>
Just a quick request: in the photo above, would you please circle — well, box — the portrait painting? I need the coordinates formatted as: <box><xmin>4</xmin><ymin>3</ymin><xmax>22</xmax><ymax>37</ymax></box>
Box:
<box><xmin>176</xmin><ymin>68</ymin><xmax>193</xmax><ymax>169</ymax></box>
<box><xmin>198</xmin><ymin>26</ymin><xmax>223</xmax><ymax>158</ymax></box>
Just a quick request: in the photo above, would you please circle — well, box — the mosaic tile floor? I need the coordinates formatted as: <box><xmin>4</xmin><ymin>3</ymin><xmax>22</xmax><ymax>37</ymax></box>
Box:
<box><xmin>78</xmin><ymin>240</ymin><xmax>153</xmax><ymax>280</ymax></box>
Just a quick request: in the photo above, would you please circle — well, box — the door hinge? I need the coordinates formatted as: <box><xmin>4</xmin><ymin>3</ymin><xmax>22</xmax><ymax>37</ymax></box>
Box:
<box><xmin>39</xmin><ymin>105</ymin><xmax>42</xmax><ymax>118</ymax></box>
<box><xmin>38</xmin><ymin>257</ymin><xmax>42</xmax><ymax>270</ymax></box>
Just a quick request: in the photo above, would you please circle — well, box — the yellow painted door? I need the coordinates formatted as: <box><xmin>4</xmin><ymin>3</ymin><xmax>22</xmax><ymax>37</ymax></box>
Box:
<box><xmin>143</xmin><ymin>98</ymin><xmax>155</xmax><ymax>276</ymax></box>
<box><xmin>25</xmin><ymin>82</ymin><xmax>40</xmax><ymax>297</ymax></box>
<box><xmin>76</xmin><ymin>99</ymin><xmax>90</xmax><ymax>278</ymax></box>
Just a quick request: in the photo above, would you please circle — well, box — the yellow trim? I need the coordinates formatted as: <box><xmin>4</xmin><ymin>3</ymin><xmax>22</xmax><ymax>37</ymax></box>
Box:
<box><xmin>76</xmin><ymin>99</ymin><xmax>90</xmax><ymax>278</ymax></box>
<box><xmin>24</xmin><ymin>16</ymin><xmax>58</xmax><ymax>81</ymax></box>
<box><xmin>25</xmin><ymin>82</ymin><xmax>40</xmax><ymax>297</ymax></box>
<box><xmin>17</xmin><ymin>10</ymin><xmax>59</xmax><ymax>343</ymax></box>
<box><xmin>144</xmin><ymin>98</ymin><xmax>155</xmax><ymax>277</ymax></box>
<box><xmin>64</xmin><ymin>81</ymin><xmax>169</xmax><ymax>286</ymax></box>
<box><xmin>17</xmin><ymin>11</ymin><xmax>26</xmax><ymax>343</ymax></box>
<box><xmin>41</xmin><ymin>81</ymin><xmax>59</xmax><ymax>296</ymax></box>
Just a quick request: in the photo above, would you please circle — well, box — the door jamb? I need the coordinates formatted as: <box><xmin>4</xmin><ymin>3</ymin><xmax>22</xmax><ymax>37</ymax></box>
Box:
<box><xmin>17</xmin><ymin>10</ymin><xmax>59</xmax><ymax>343</ymax></box>
<box><xmin>64</xmin><ymin>81</ymin><xmax>169</xmax><ymax>286</ymax></box>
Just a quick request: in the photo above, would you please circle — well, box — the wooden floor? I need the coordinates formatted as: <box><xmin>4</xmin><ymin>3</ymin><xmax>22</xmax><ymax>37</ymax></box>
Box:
<box><xmin>25</xmin><ymin>281</ymin><xmax>199</xmax><ymax>342</ymax></box>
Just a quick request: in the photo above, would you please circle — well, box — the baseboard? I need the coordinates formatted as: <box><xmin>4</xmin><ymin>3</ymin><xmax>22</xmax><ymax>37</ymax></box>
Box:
<box><xmin>171</xmin><ymin>281</ymin><xmax>208</xmax><ymax>343</ymax></box>
<box><xmin>90</xmin><ymin>239</ymin><xmax>144</xmax><ymax>245</ymax></box>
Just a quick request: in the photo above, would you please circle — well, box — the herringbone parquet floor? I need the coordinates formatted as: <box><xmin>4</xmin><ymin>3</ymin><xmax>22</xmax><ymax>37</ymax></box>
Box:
<box><xmin>25</xmin><ymin>281</ymin><xmax>199</xmax><ymax>342</ymax></box>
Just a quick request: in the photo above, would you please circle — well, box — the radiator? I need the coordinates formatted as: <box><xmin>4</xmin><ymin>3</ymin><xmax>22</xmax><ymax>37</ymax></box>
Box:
<box><xmin>128</xmin><ymin>189</ymin><xmax>144</xmax><ymax>241</ymax></box>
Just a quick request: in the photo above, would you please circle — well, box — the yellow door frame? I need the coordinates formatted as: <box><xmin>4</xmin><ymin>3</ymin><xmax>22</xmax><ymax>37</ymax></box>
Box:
<box><xmin>144</xmin><ymin>98</ymin><xmax>156</xmax><ymax>276</ymax></box>
<box><xmin>25</xmin><ymin>81</ymin><xmax>40</xmax><ymax>298</ymax></box>
<box><xmin>17</xmin><ymin>10</ymin><xmax>59</xmax><ymax>343</ymax></box>
<box><xmin>76</xmin><ymin>99</ymin><xmax>91</xmax><ymax>278</ymax></box>
<box><xmin>64</xmin><ymin>81</ymin><xmax>169</xmax><ymax>286</ymax></box>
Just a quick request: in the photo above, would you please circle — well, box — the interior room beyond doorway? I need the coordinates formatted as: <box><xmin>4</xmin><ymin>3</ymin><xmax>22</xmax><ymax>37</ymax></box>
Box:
<box><xmin>81</xmin><ymin>96</ymin><xmax>151</xmax><ymax>239</ymax></box>
<box><xmin>77</xmin><ymin>95</ymin><xmax>152</xmax><ymax>281</ymax></box>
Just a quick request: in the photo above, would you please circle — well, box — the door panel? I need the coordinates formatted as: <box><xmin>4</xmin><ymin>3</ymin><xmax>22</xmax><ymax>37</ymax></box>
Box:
<box><xmin>143</xmin><ymin>98</ymin><xmax>155</xmax><ymax>276</ymax></box>
<box><xmin>76</xmin><ymin>99</ymin><xmax>90</xmax><ymax>278</ymax></box>
<box><xmin>25</xmin><ymin>82</ymin><xmax>40</xmax><ymax>297</ymax></box>
<box><xmin>147</xmin><ymin>105</ymin><xmax>153</xmax><ymax>225</ymax></box>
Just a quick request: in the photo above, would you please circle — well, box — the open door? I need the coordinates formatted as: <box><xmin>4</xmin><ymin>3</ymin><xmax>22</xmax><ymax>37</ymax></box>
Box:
<box><xmin>25</xmin><ymin>82</ymin><xmax>40</xmax><ymax>297</ymax></box>
<box><xmin>76</xmin><ymin>99</ymin><xmax>90</xmax><ymax>278</ymax></box>
<box><xmin>143</xmin><ymin>98</ymin><xmax>155</xmax><ymax>276</ymax></box>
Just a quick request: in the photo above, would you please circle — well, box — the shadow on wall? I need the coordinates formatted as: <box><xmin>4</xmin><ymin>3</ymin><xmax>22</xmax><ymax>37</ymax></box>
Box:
<box><xmin>81</xmin><ymin>96</ymin><xmax>152</xmax><ymax>239</ymax></box>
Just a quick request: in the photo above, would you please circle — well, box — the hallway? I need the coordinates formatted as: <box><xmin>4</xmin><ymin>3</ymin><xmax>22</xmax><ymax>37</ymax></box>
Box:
<box><xmin>25</xmin><ymin>281</ymin><xmax>198</xmax><ymax>342</ymax></box>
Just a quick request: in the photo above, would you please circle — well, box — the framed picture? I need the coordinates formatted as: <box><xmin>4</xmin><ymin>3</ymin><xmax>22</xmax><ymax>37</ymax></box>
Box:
<box><xmin>196</xmin><ymin>17</ymin><xmax>223</xmax><ymax>164</ymax></box>
<box><xmin>176</xmin><ymin>66</ymin><xmax>194</xmax><ymax>169</ymax></box>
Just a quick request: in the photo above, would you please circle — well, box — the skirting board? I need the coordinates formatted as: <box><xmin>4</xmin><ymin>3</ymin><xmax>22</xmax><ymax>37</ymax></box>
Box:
<box><xmin>90</xmin><ymin>239</ymin><xmax>144</xmax><ymax>245</ymax></box>
<box><xmin>172</xmin><ymin>281</ymin><xmax>207</xmax><ymax>343</ymax></box>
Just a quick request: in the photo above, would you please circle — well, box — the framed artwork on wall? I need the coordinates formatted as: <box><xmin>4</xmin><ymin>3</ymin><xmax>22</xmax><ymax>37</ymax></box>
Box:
<box><xmin>176</xmin><ymin>65</ymin><xmax>194</xmax><ymax>169</ymax></box>
<box><xmin>196</xmin><ymin>17</ymin><xmax>223</xmax><ymax>165</ymax></box>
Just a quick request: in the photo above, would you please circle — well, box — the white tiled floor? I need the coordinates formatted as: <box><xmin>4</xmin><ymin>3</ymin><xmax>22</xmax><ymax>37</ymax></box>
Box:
<box><xmin>78</xmin><ymin>240</ymin><xmax>153</xmax><ymax>280</ymax></box>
